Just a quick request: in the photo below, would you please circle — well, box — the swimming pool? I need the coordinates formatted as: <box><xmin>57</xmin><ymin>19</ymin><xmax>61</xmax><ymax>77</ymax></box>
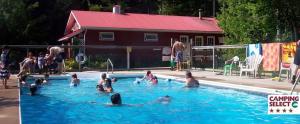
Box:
<box><xmin>21</xmin><ymin>74</ymin><xmax>300</xmax><ymax>124</ymax></box>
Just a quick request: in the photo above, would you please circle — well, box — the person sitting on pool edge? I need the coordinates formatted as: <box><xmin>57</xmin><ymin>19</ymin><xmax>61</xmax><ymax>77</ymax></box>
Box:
<box><xmin>185</xmin><ymin>71</ymin><xmax>199</xmax><ymax>88</ymax></box>
<box><xmin>70</xmin><ymin>73</ymin><xmax>80</xmax><ymax>87</ymax></box>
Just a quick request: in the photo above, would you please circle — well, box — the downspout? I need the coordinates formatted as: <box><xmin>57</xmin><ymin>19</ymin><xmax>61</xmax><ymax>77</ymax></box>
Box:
<box><xmin>83</xmin><ymin>29</ymin><xmax>87</xmax><ymax>54</ymax></box>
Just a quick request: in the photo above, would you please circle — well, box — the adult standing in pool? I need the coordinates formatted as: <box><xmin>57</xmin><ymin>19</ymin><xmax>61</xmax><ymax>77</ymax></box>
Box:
<box><xmin>185</xmin><ymin>71</ymin><xmax>199</xmax><ymax>88</ymax></box>
<box><xmin>172</xmin><ymin>41</ymin><xmax>185</xmax><ymax>71</ymax></box>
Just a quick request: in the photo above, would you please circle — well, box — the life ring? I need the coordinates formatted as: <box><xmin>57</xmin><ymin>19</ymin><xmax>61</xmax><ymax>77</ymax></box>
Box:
<box><xmin>75</xmin><ymin>53</ymin><xmax>87</xmax><ymax>64</ymax></box>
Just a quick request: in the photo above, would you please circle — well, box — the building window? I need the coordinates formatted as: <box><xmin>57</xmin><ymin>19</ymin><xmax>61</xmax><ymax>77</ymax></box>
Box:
<box><xmin>144</xmin><ymin>33</ymin><xmax>158</xmax><ymax>41</ymax></box>
<box><xmin>207</xmin><ymin>36</ymin><xmax>215</xmax><ymax>46</ymax></box>
<box><xmin>194</xmin><ymin>36</ymin><xmax>203</xmax><ymax>46</ymax></box>
<box><xmin>99</xmin><ymin>32</ymin><xmax>114</xmax><ymax>41</ymax></box>
<box><xmin>180</xmin><ymin>35</ymin><xmax>189</xmax><ymax>43</ymax></box>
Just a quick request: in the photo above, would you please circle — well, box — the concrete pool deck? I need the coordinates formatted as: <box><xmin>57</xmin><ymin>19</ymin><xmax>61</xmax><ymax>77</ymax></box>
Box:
<box><xmin>1</xmin><ymin>69</ymin><xmax>300</xmax><ymax>124</ymax></box>
<box><xmin>0</xmin><ymin>76</ymin><xmax>19</xmax><ymax>124</ymax></box>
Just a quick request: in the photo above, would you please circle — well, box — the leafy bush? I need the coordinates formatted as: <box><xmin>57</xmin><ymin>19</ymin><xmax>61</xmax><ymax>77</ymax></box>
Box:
<box><xmin>64</xmin><ymin>58</ymin><xmax>78</xmax><ymax>71</ymax></box>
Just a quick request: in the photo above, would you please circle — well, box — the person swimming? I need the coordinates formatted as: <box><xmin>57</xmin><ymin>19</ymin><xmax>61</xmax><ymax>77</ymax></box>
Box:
<box><xmin>151</xmin><ymin>76</ymin><xmax>158</xmax><ymax>84</ymax></box>
<box><xmin>98</xmin><ymin>73</ymin><xmax>106</xmax><ymax>85</ymax></box>
<box><xmin>29</xmin><ymin>84</ymin><xmax>37</xmax><ymax>96</ymax></box>
<box><xmin>104</xmin><ymin>78</ymin><xmax>113</xmax><ymax>93</ymax></box>
<box><xmin>134</xmin><ymin>78</ymin><xmax>142</xmax><ymax>84</ymax></box>
<box><xmin>43</xmin><ymin>74</ymin><xmax>49</xmax><ymax>83</ymax></box>
<box><xmin>142</xmin><ymin>70</ymin><xmax>158</xmax><ymax>84</ymax></box>
<box><xmin>111</xmin><ymin>78</ymin><xmax>117</xmax><ymax>83</ymax></box>
<box><xmin>185</xmin><ymin>71</ymin><xmax>199</xmax><ymax>88</ymax></box>
<box><xmin>156</xmin><ymin>95</ymin><xmax>171</xmax><ymax>104</ymax></box>
<box><xmin>29</xmin><ymin>79</ymin><xmax>43</xmax><ymax>96</ymax></box>
<box><xmin>111</xmin><ymin>93</ymin><xmax>122</xmax><ymax>105</ymax></box>
<box><xmin>96</xmin><ymin>84</ymin><xmax>105</xmax><ymax>92</ymax></box>
<box><xmin>70</xmin><ymin>73</ymin><xmax>80</xmax><ymax>87</ymax></box>
<box><xmin>143</xmin><ymin>70</ymin><xmax>154</xmax><ymax>81</ymax></box>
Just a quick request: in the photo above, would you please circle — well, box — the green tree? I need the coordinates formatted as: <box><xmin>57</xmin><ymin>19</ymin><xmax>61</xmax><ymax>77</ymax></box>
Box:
<box><xmin>217</xmin><ymin>0</ymin><xmax>277</xmax><ymax>44</ymax></box>
<box><xmin>218</xmin><ymin>0</ymin><xmax>300</xmax><ymax>44</ymax></box>
<box><xmin>0</xmin><ymin>0</ymin><xmax>27</xmax><ymax>45</ymax></box>
<box><xmin>159</xmin><ymin>0</ymin><xmax>219</xmax><ymax>17</ymax></box>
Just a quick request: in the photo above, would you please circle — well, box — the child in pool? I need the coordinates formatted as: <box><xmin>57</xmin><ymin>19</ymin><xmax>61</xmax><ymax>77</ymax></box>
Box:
<box><xmin>104</xmin><ymin>78</ymin><xmax>113</xmax><ymax>93</ymax></box>
<box><xmin>70</xmin><ymin>73</ymin><xmax>80</xmax><ymax>87</ymax></box>
<box><xmin>98</xmin><ymin>73</ymin><xmax>106</xmax><ymax>85</ymax></box>
<box><xmin>143</xmin><ymin>70</ymin><xmax>154</xmax><ymax>81</ymax></box>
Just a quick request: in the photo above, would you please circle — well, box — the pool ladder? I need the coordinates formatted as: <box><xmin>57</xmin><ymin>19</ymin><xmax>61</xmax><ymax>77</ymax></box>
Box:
<box><xmin>290</xmin><ymin>74</ymin><xmax>299</xmax><ymax>95</ymax></box>
<box><xmin>106</xmin><ymin>58</ymin><xmax>114</xmax><ymax>74</ymax></box>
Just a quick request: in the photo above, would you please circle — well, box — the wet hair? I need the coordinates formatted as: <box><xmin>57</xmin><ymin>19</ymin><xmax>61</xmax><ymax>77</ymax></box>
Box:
<box><xmin>72</xmin><ymin>74</ymin><xmax>77</xmax><ymax>79</ymax></box>
<box><xmin>101</xmin><ymin>73</ymin><xmax>106</xmax><ymax>80</ymax></box>
<box><xmin>96</xmin><ymin>84</ymin><xmax>105</xmax><ymax>92</ymax></box>
<box><xmin>146</xmin><ymin>70</ymin><xmax>151</xmax><ymax>76</ymax></box>
<box><xmin>35</xmin><ymin>78</ymin><xmax>43</xmax><ymax>85</ymax></box>
<box><xmin>30</xmin><ymin>84</ymin><xmax>37</xmax><ymax>96</ymax></box>
<box><xmin>185</xmin><ymin>71</ymin><xmax>192</xmax><ymax>78</ymax></box>
<box><xmin>153</xmin><ymin>76</ymin><xmax>157</xmax><ymax>79</ymax></box>
<box><xmin>111</xmin><ymin>93</ymin><xmax>122</xmax><ymax>105</ymax></box>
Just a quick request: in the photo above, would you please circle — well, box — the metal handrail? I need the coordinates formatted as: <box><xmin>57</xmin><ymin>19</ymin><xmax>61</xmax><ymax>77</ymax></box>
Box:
<box><xmin>290</xmin><ymin>74</ymin><xmax>299</xmax><ymax>95</ymax></box>
<box><xmin>106</xmin><ymin>58</ymin><xmax>114</xmax><ymax>74</ymax></box>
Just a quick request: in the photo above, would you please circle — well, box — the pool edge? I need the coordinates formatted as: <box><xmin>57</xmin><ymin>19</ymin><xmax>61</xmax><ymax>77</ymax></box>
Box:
<box><xmin>107</xmin><ymin>73</ymin><xmax>299</xmax><ymax>95</ymax></box>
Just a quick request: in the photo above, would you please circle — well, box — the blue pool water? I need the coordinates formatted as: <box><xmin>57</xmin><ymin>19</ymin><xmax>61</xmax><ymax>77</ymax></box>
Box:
<box><xmin>21</xmin><ymin>75</ymin><xmax>300</xmax><ymax>124</ymax></box>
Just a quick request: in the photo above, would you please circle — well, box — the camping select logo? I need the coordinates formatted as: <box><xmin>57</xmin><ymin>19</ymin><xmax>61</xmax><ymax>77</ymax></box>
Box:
<box><xmin>268</xmin><ymin>95</ymin><xmax>300</xmax><ymax>114</ymax></box>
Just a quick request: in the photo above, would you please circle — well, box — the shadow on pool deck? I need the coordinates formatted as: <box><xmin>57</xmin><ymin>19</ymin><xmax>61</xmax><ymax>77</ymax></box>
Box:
<box><xmin>0</xmin><ymin>76</ymin><xmax>19</xmax><ymax>124</ymax></box>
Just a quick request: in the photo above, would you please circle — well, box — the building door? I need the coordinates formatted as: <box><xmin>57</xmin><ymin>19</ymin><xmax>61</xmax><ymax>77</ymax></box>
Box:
<box><xmin>180</xmin><ymin>35</ymin><xmax>190</xmax><ymax>61</ymax></box>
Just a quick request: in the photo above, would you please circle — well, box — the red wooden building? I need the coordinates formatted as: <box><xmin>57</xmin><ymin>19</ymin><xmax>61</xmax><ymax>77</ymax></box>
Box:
<box><xmin>59</xmin><ymin>6</ymin><xmax>223</xmax><ymax>68</ymax></box>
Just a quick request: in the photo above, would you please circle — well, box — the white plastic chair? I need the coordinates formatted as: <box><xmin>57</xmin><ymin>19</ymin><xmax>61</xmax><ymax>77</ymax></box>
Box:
<box><xmin>279</xmin><ymin>62</ymin><xmax>292</xmax><ymax>80</ymax></box>
<box><xmin>239</xmin><ymin>55</ymin><xmax>264</xmax><ymax>78</ymax></box>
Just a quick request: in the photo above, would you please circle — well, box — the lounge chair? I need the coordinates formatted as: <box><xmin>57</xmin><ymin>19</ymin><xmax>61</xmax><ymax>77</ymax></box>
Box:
<box><xmin>239</xmin><ymin>55</ymin><xmax>263</xmax><ymax>78</ymax></box>
<box><xmin>224</xmin><ymin>56</ymin><xmax>239</xmax><ymax>76</ymax></box>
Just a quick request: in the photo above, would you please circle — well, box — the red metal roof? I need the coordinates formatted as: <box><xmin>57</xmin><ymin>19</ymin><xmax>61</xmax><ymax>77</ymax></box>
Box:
<box><xmin>70</xmin><ymin>10</ymin><xmax>223</xmax><ymax>33</ymax></box>
<box><xmin>58</xmin><ymin>29</ymin><xmax>83</xmax><ymax>41</ymax></box>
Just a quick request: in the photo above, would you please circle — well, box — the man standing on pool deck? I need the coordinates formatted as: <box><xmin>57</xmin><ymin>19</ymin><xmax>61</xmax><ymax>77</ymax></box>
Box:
<box><xmin>290</xmin><ymin>39</ymin><xmax>300</xmax><ymax>84</ymax></box>
<box><xmin>45</xmin><ymin>46</ymin><xmax>65</xmax><ymax>74</ymax></box>
<box><xmin>172</xmin><ymin>40</ymin><xmax>185</xmax><ymax>71</ymax></box>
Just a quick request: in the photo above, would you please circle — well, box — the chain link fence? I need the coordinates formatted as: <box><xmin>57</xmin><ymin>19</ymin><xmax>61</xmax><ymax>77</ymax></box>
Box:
<box><xmin>191</xmin><ymin>45</ymin><xmax>247</xmax><ymax>73</ymax></box>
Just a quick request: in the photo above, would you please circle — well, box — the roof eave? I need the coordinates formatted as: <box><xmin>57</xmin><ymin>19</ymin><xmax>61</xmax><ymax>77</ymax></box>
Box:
<box><xmin>82</xmin><ymin>26</ymin><xmax>223</xmax><ymax>34</ymax></box>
